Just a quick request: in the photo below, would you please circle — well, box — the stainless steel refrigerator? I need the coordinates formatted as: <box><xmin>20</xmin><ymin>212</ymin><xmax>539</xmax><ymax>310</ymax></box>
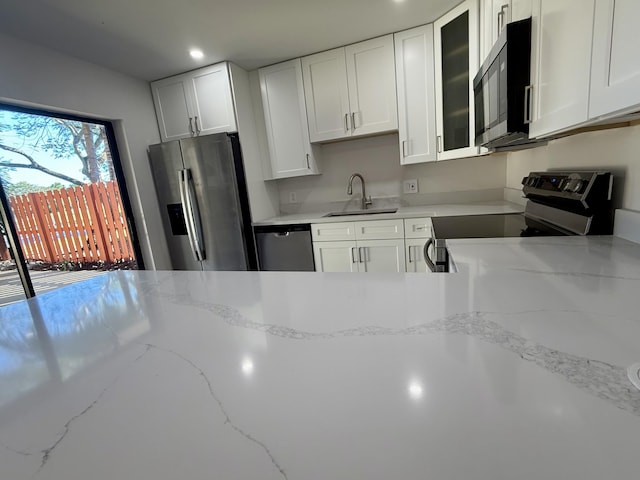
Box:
<box><xmin>148</xmin><ymin>133</ymin><xmax>257</xmax><ymax>271</ymax></box>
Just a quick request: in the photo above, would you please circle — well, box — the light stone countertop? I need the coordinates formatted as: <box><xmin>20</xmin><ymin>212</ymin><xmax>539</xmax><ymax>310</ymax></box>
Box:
<box><xmin>1</xmin><ymin>235</ymin><xmax>640</xmax><ymax>479</ymax></box>
<box><xmin>253</xmin><ymin>200</ymin><xmax>524</xmax><ymax>226</ymax></box>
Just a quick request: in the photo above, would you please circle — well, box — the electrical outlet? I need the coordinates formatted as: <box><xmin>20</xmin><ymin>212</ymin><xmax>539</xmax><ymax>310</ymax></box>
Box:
<box><xmin>288</xmin><ymin>191</ymin><xmax>297</xmax><ymax>203</ymax></box>
<box><xmin>403</xmin><ymin>179</ymin><xmax>419</xmax><ymax>194</ymax></box>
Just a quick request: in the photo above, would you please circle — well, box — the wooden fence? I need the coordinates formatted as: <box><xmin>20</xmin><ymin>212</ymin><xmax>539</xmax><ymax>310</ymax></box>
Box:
<box><xmin>2</xmin><ymin>181</ymin><xmax>134</xmax><ymax>264</ymax></box>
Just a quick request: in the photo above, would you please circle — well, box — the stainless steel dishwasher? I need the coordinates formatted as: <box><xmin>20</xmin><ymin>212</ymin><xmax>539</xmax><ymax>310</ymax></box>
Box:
<box><xmin>254</xmin><ymin>224</ymin><xmax>315</xmax><ymax>271</ymax></box>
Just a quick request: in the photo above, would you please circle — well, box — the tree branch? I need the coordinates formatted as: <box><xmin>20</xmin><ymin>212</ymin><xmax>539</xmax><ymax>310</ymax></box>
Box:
<box><xmin>0</xmin><ymin>143</ymin><xmax>84</xmax><ymax>186</ymax></box>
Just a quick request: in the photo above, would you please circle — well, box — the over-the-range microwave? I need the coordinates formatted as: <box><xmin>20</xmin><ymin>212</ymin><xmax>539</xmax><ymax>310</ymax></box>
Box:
<box><xmin>473</xmin><ymin>17</ymin><xmax>532</xmax><ymax>150</ymax></box>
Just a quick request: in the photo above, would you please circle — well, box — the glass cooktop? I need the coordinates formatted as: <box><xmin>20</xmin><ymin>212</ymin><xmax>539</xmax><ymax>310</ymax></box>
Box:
<box><xmin>431</xmin><ymin>213</ymin><xmax>570</xmax><ymax>240</ymax></box>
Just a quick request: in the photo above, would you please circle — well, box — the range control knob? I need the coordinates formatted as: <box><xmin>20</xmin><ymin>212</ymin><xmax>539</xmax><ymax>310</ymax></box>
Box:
<box><xmin>565</xmin><ymin>179</ymin><xmax>584</xmax><ymax>193</ymax></box>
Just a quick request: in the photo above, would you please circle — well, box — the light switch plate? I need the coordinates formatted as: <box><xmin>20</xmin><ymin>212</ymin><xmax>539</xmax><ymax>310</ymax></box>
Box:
<box><xmin>403</xmin><ymin>179</ymin><xmax>419</xmax><ymax>194</ymax></box>
<box><xmin>288</xmin><ymin>191</ymin><xmax>298</xmax><ymax>203</ymax></box>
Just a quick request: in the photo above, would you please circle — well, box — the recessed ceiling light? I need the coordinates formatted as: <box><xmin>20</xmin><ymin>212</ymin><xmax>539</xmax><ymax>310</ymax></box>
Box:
<box><xmin>189</xmin><ymin>49</ymin><xmax>204</xmax><ymax>60</ymax></box>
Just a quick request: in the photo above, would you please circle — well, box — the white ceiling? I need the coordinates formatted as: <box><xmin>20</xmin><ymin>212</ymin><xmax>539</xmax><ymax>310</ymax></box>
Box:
<box><xmin>0</xmin><ymin>0</ymin><xmax>461</xmax><ymax>81</ymax></box>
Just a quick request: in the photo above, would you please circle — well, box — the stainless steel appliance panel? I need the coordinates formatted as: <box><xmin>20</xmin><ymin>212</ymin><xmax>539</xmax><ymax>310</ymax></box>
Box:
<box><xmin>254</xmin><ymin>225</ymin><xmax>315</xmax><ymax>271</ymax></box>
<box><xmin>148</xmin><ymin>141</ymin><xmax>201</xmax><ymax>271</ymax></box>
<box><xmin>180</xmin><ymin>135</ymin><xmax>248</xmax><ymax>271</ymax></box>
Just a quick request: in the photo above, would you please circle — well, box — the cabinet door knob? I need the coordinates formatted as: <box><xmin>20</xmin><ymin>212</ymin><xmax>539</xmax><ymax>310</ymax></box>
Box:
<box><xmin>408</xmin><ymin>245</ymin><xmax>414</xmax><ymax>263</ymax></box>
<box><xmin>344</xmin><ymin>113</ymin><xmax>350</xmax><ymax>132</ymax></box>
<box><xmin>351</xmin><ymin>247</ymin><xmax>357</xmax><ymax>263</ymax></box>
<box><xmin>436</xmin><ymin>135</ymin><xmax>442</xmax><ymax>153</ymax></box>
<box><xmin>194</xmin><ymin>116</ymin><xmax>201</xmax><ymax>135</ymax></box>
<box><xmin>306</xmin><ymin>153</ymin><xmax>310</xmax><ymax>169</ymax></box>
<box><xmin>188</xmin><ymin>117</ymin><xmax>195</xmax><ymax>136</ymax></box>
<box><xmin>402</xmin><ymin>140</ymin><xmax>408</xmax><ymax>157</ymax></box>
<box><xmin>351</xmin><ymin>112</ymin><xmax>357</xmax><ymax>130</ymax></box>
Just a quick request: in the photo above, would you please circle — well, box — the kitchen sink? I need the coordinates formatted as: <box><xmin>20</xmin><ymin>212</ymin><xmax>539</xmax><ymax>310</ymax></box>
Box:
<box><xmin>322</xmin><ymin>208</ymin><xmax>398</xmax><ymax>217</ymax></box>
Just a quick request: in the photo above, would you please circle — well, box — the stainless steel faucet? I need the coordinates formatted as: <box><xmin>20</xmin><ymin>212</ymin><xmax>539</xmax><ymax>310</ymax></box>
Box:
<box><xmin>347</xmin><ymin>173</ymin><xmax>372</xmax><ymax>210</ymax></box>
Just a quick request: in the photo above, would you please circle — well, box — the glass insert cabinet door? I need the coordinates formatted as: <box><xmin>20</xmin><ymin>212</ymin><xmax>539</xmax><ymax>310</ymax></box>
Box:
<box><xmin>434</xmin><ymin>0</ymin><xmax>480</xmax><ymax>161</ymax></box>
<box><xmin>441</xmin><ymin>11</ymin><xmax>470</xmax><ymax>152</ymax></box>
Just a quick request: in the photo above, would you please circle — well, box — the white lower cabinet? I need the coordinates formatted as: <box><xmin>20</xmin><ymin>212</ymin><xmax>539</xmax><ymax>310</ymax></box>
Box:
<box><xmin>404</xmin><ymin>217</ymin><xmax>433</xmax><ymax>273</ymax></box>
<box><xmin>405</xmin><ymin>240</ymin><xmax>430</xmax><ymax>273</ymax></box>
<box><xmin>312</xmin><ymin>220</ymin><xmax>405</xmax><ymax>273</ymax></box>
<box><xmin>356</xmin><ymin>240</ymin><xmax>405</xmax><ymax>273</ymax></box>
<box><xmin>312</xmin><ymin>241</ymin><xmax>360</xmax><ymax>272</ymax></box>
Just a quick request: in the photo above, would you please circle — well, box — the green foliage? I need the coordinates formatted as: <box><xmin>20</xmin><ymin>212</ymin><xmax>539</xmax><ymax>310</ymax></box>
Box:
<box><xmin>0</xmin><ymin>109</ymin><xmax>114</xmax><ymax>185</ymax></box>
<box><xmin>4</xmin><ymin>181</ymin><xmax>67</xmax><ymax>197</ymax></box>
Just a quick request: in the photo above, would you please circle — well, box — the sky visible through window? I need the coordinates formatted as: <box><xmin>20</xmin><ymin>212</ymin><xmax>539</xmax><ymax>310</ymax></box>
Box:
<box><xmin>0</xmin><ymin>109</ymin><xmax>115</xmax><ymax>195</ymax></box>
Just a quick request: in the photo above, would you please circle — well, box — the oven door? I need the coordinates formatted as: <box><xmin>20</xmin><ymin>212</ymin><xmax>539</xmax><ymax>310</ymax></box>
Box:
<box><xmin>423</xmin><ymin>238</ymin><xmax>449</xmax><ymax>272</ymax></box>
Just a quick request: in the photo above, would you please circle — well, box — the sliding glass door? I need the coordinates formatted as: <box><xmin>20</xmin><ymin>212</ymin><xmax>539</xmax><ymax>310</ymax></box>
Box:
<box><xmin>0</xmin><ymin>105</ymin><xmax>143</xmax><ymax>306</ymax></box>
<box><xmin>0</xmin><ymin>218</ymin><xmax>27</xmax><ymax>305</ymax></box>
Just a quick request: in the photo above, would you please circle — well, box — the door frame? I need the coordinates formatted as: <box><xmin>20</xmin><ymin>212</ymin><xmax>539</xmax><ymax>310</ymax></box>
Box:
<box><xmin>0</xmin><ymin>103</ymin><xmax>145</xmax><ymax>298</ymax></box>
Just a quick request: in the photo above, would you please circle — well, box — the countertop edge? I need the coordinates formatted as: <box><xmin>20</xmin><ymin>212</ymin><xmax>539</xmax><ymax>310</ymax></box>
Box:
<box><xmin>252</xmin><ymin>201</ymin><xmax>524</xmax><ymax>227</ymax></box>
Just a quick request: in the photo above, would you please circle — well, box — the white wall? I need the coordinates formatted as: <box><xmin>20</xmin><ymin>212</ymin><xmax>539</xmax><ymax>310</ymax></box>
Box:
<box><xmin>505</xmin><ymin>124</ymin><xmax>640</xmax><ymax>211</ymax></box>
<box><xmin>0</xmin><ymin>32</ymin><xmax>170</xmax><ymax>269</ymax></box>
<box><xmin>278</xmin><ymin>133</ymin><xmax>507</xmax><ymax>211</ymax></box>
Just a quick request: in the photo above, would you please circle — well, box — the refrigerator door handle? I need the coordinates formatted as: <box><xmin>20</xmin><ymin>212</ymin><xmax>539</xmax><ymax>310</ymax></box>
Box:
<box><xmin>179</xmin><ymin>169</ymin><xmax>206</xmax><ymax>261</ymax></box>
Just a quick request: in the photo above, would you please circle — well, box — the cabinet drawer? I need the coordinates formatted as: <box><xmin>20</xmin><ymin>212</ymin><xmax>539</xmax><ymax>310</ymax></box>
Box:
<box><xmin>404</xmin><ymin>217</ymin><xmax>433</xmax><ymax>238</ymax></box>
<box><xmin>311</xmin><ymin>222</ymin><xmax>356</xmax><ymax>241</ymax></box>
<box><xmin>354</xmin><ymin>219</ymin><xmax>404</xmax><ymax>240</ymax></box>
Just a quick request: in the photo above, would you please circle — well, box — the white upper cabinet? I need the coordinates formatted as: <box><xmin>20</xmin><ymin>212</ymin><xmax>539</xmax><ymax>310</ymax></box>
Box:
<box><xmin>395</xmin><ymin>25</ymin><xmax>438</xmax><ymax>165</ymax></box>
<box><xmin>259</xmin><ymin>59</ymin><xmax>319</xmax><ymax>179</ymax></box>
<box><xmin>482</xmin><ymin>0</ymin><xmax>511</xmax><ymax>60</ymax></box>
<box><xmin>301</xmin><ymin>48</ymin><xmax>351</xmax><ymax>142</ymax></box>
<box><xmin>589</xmin><ymin>0</ymin><xmax>640</xmax><ymax>119</ymax></box>
<box><xmin>302</xmin><ymin>35</ymin><xmax>398</xmax><ymax>143</ymax></box>
<box><xmin>188</xmin><ymin>64</ymin><xmax>237</xmax><ymax>136</ymax></box>
<box><xmin>151</xmin><ymin>77</ymin><xmax>193</xmax><ymax>142</ymax></box>
<box><xmin>151</xmin><ymin>62</ymin><xmax>237</xmax><ymax>142</ymax></box>
<box><xmin>345</xmin><ymin>36</ymin><xmax>398</xmax><ymax>137</ymax></box>
<box><xmin>481</xmin><ymin>0</ymin><xmax>532</xmax><ymax>60</ymax></box>
<box><xmin>434</xmin><ymin>0</ymin><xmax>480</xmax><ymax>161</ymax></box>
<box><xmin>528</xmin><ymin>0</ymin><xmax>595</xmax><ymax>138</ymax></box>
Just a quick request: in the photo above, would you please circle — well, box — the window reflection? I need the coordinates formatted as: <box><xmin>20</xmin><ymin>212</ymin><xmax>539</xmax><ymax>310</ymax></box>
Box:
<box><xmin>0</xmin><ymin>272</ymin><xmax>150</xmax><ymax>410</ymax></box>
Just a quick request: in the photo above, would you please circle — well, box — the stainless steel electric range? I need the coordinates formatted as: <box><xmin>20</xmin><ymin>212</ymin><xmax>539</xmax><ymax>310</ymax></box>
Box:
<box><xmin>423</xmin><ymin>171</ymin><xmax>614</xmax><ymax>272</ymax></box>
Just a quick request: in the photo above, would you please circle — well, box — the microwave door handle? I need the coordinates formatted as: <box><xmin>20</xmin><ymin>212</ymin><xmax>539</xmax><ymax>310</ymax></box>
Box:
<box><xmin>423</xmin><ymin>238</ymin><xmax>437</xmax><ymax>272</ymax></box>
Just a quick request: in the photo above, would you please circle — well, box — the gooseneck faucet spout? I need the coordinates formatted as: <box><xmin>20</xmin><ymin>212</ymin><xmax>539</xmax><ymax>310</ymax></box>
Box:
<box><xmin>347</xmin><ymin>173</ymin><xmax>372</xmax><ymax>210</ymax></box>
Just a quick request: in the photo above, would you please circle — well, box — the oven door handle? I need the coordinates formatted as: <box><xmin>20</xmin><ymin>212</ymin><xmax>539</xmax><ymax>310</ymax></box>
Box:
<box><xmin>423</xmin><ymin>238</ymin><xmax>437</xmax><ymax>272</ymax></box>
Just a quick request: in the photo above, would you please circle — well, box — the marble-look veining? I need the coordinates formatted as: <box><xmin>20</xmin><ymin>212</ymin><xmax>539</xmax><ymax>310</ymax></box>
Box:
<box><xmin>1</xmin><ymin>235</ymin><xmax>640</xmax><ymax>479</ymax></box>
<box><xmin>147</xmin><ymin>289</ymin><xmax>640</xmax><ymax>417</ymax></box>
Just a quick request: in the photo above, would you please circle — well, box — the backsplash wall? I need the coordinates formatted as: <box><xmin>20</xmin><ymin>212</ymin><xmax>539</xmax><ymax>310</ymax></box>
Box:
<box><xmin>505</xmin><ymin>123</ymin><xmax>640</xmax><ymax>211</ymax></box>
<box><xmin>278</xmin><ymin>133</ymin><xmax>507</xmax><ymax>213</ymax></box>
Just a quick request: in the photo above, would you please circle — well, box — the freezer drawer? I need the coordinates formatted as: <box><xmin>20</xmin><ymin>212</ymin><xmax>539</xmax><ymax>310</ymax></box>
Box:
<box><xmin>254</xmin><ymin>224</ymin><xmax>315</xmax><ymax>271</ymax></box>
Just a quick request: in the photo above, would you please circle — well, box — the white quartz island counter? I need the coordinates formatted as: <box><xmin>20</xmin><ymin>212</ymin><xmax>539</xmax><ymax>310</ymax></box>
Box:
<box><xmin>1</xmin><ymin>236</ymin><xmax>640</xmax><ymax>479</ymax></box>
